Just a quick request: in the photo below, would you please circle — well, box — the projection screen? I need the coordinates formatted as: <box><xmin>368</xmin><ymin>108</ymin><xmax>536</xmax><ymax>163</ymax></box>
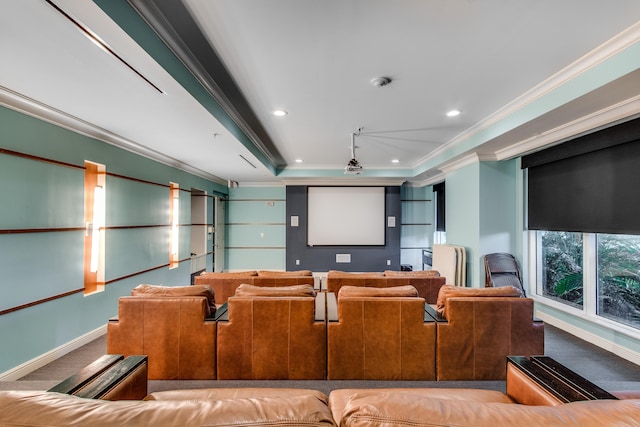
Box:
<box><xmin>307</xmin><ymin>187</ymin><xmax>385</xmax><ymax>246</ymax></box>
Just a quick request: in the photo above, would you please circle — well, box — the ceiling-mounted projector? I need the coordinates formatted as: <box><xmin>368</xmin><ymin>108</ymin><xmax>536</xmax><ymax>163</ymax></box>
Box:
<box><xmin>344</xmin><ymin>158</ymin><xmax>363</xmax><ymax>175</ymax></box>
<box><xmin>345</xmin><ymin>129</ymin><xmax>364</xmax><ymax>175</ymax></box>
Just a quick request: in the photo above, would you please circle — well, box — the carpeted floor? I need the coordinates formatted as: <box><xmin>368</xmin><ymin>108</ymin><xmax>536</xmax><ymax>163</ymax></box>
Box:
<box><xmin>2</xmin><ymin>325</ymin><xmax>640</xmax><ymax>395</ymax></box>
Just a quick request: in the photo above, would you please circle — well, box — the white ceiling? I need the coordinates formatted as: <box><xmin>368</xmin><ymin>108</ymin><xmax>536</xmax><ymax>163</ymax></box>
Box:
<box><xmin>2</xmin><ymin>0</ymin><xmax>640</xmax><ymax>185</ymax></box>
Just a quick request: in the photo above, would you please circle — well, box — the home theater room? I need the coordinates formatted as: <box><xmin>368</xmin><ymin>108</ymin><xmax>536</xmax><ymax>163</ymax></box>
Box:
<box><xmin>2</xmin><ymin>0</ymin><xmax>640</xmax><ymax>425</ymax></box>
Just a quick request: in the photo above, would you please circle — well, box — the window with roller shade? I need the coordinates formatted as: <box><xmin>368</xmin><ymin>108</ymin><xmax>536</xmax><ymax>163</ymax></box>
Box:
<box><xmin>524</xmin><ymin>116</ymin><xmax>640</xmax><ymax>329</ymax></box>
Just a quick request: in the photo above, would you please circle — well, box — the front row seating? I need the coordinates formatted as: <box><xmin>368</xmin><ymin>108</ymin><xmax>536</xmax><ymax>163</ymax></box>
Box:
<box><xmin>1</xmin><ymin>355</ymin><xmax>638</xmax><ymax>426</ymax></box>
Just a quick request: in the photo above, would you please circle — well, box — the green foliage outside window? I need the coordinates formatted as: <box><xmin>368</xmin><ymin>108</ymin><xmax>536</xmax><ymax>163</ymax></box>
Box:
<box><xmin>541</xmin><ymin>231</ymin><xmax>583</xmax><ymax>307</ymax></box>
<box><xmin>597</xmin><ymin>234</ymin><xmax>640</xmax><ymax>328</ymax></box>
<box><xmin>540</xmin><ymin>231</ymin><xmax>640</xmax><ymax>328</ymax></box>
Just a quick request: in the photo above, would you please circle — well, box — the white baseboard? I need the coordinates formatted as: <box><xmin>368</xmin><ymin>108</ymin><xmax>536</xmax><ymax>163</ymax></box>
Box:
<box><xmin>0</xmin><ymin>325</ymin><xmax>107</xmax><ymax>381</ymax></box>
<box><xmin>536</xmin><ymin>311</ymin><xmax>640</xmax><ymax>366</ymax></box>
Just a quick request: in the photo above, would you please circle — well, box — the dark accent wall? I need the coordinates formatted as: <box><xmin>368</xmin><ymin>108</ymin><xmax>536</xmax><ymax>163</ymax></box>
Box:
<box><xmin>286</xmin><ymin>186</ymin><xmax>401</xmax><ymax>271</ymax></box>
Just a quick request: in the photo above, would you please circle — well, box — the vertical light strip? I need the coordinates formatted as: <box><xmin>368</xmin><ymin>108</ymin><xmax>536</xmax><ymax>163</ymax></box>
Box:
<box><xmin>90</xmin><ymin>186</ymin><xmax>105</xmax><ymax>272</ymax></box>
<box><xmin>169</xmin><ymin>182</ymin><xmax>180</xmax><ymax>268</ymax></box>
<box><xmin>84</xmin><ymin>161</ymin><xmax>106</xmax><ymax>295</ymax></box>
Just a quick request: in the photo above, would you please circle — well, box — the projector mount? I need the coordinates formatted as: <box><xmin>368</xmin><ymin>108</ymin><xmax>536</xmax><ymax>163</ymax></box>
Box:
<box><xmin>345</xmin><ymin>127</ymin><xmax>364</xmax><ymax>175</ymax></box>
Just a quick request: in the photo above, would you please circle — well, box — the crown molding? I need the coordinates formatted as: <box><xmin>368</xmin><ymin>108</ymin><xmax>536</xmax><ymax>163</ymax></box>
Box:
<box><xmin>415</xmin><ymin>21</ymin><xmax>640</xmax><ymax>168</ymax></box>
<box><xmin>0</xmin><ymin>85</ymin><xmax>226</xmax><ymax>185</ymax></box>
<box><xmin>411</xmin><ymin>171</ymin><xmax>446</xmax><ymax>188</ymax></box>
<box><xmin>495</xmin><ymin>95</ymin><xmax>640</xmax><ymax>160</ymax></box>
<box><xmin>438</xmin><ymin>153</ymin><xmax>480</xmax><ymax>174</ymax></box>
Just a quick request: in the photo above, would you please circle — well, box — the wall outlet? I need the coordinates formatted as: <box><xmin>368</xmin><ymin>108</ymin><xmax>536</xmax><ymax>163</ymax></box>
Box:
<box><xmin>387</xmin><ymin>259</ymin><xmax>391</xmax><ymax>265</ymax></box>
<box><xmin>336</xmin><ymin>254</ymin><xmax>351</xmax><ymax>263</ymax></box>
<box><xmin>296</xmin><ymin>259</ymin><xmax>300</xmax><ymax>265</ymax></box>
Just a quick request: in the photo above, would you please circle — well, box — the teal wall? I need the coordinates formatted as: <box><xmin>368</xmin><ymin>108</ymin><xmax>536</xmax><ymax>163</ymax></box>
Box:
<box><xmin>478</xmin><ymin>160</ymin><xmax>519</xmax><ymax>266</ymax></box>
<box><xmin>445</xmin><ymin>159</ymin><xmax>520</xmax><ymax>286</ymax></box>
<box><xmin>400</xmin><ymin>185</ymin><xmax>435</xmax><ymax>270</ymax></box>
<box><xmin>225</xmin><ymin>186</ymin><xmax>286</xmax><ymax>271</ymax></box>
<box><xmin>0</xmin><ymin>105</ymin><xmax>225</xmax><ymax>374</ymax></box>
<box><xmin>445</xmin><ymin>162</ymin><xmax>480</xmax><ymax>285</ymax></box>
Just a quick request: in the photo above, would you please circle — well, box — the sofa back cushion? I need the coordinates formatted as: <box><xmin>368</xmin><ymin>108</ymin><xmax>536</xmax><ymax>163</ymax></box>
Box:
<box><xmin>257</xmin><ymin>270</ymin><xmax>313</xmax><ymax>276</ymax></box>
<box><xmin>338</xmin><ymin>391</ymin><xmax>640</xmax><ymax>427</ymax></box>
<box><xmin>200</xmin><ymin>270</ymin><xmax>258</xmax><ymax>277</ymax></box>
<box><xmin>328</xmin><ymin>270</ymin><xmax>385</xmax><ymax>278</ymax></box>
<box><xmin>131</xmin><ymin>284</ymin><xmax>216</xmax><ymax>314</ymax></box>
<box><xmin>338</xmin><ymin>285</ymin><xmax>418</xmax><ymax>299</ymax></box>
<box><xmin>383</xmin><ymin>270</ymin><xmax>440</xmax><ymax>277</ymax></box>
<box><xmin>436</xmin><ymin>284</ymin><xmax>522</xmax><ymax>317</ymax></box>
<box><xmin>0</xmin><ymin>390</ymin><xmax>336</xmax><ymax>426</ymax></box>
<box><xmin>235</xmin><ymin>283</ymin><xmax>316</xmax><ymax>297</ymax></box>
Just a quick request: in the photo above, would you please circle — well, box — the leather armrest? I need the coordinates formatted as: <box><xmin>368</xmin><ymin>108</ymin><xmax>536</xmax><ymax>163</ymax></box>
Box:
<box><xmin>214</xmin><ymin>302</ymin><xmax>229</xmax><ymax>321</ymax></box>
<box><xmin>531</xmin><ymin>356</ymin><xmax>618</xmax><ymax>400</ymax></box>
<box><xmin>327</xmin><ymin>292</ymin><xmax>338</xmax><ymax>322</ymax></box>
<box><xmin>74</xmin><ymin>355</ymin><xmax>148</xmax><ymax>400</ymax></box>
<box><xmin>424</xmin><ymin>303</ymin><xmax>446</xmax><ymax>322</ymax></box>
<box><xmin>315</xmin><ymin>292</ymin><xmax>326</xmax><ymax>321</ymax></box>
<box><xmin>48</xmin><ymin>354</ymin><xmax>124</xmax><ymax>395</ymax></box>
<box><xmin>423</xmin><ymin>304</ymin><xmax>436</xmax><ymax>322</ymax></box>
<box><xmin>506</xmin><ymin>356</ymin><xmax>617</xmax><ymax>405</ymax></box>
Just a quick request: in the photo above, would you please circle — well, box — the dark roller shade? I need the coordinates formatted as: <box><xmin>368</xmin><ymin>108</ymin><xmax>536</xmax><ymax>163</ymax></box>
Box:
<box><xmin>523</xmin><ymin>116</ymin><xmax>640</xmax><ymax>234</ymax></box>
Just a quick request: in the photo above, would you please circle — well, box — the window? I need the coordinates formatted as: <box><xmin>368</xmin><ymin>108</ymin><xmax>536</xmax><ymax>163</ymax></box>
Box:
<box><xmin>597</xmin><ymin>234</ymin><xmax>640</xmax><ymax>328</ymax></box>
<box><xmin>534</xmin><ymin>230</ymin><xmax>640</xmax><ymax>330</ymax></box>
<box><xmin>169</xmin><ymin>182</ymin><xmax>179</xmax><ymax>269</ymax></box>
<box><xmin>525</xmin><ymin>117</ymin><xmax>640</xmax><ymax>332</ymax></box>
<box><xmin>538</xmin><ymin>231</ymin><xmax>583</xmax><ymax>308</ymax></box>
<box><xmin>83</xmin><ymin>161</ymin><xmax>106</xmax><ymax>295</ymax></box>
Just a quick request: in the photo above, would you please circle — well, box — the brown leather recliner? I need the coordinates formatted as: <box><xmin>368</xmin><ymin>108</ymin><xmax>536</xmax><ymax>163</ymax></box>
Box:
<box><xmin>433</xmin><ymin>285</ymin><xmax>544</xmax><ymax>380</ymax></box>
<box><xmin>325</xmin><ymin>270</ymin><xmax>446</xmax><ymax>304</ymax></box>
<box><xmin>216</xmin><ymin>284</ymin><xmax>326</xmax><ymax>379</ymax></box>
<box><xmin>107</xmin><ymin>296</ymin><xmax>216</xmax><ymax>380</ymax></box>
<box><xmin>194</xmin><ymin>271</ymin><xmax>315</xmax><ymax>305</ymax></box>
<box><xmin>327</xmin><ymin>285</ymin><xmax>436</xmax><ymax>380</ymax></box>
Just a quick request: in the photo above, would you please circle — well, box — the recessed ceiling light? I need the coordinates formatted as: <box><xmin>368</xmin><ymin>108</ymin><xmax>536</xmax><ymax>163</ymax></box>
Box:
<box><xmin>446</xmin><ymin>109</ymin><xmax>461</xmax><ymax>117</ymax></box>
<box><xmin>273</xmin><ymin>110</ymin><xmax>288</xmax><ymax>117</ymax></box>
<box><xmin>391</xmin><ymin>159</ymin><xmax>400</xmax><ymax>163</ymax></box>
<box><xmin>295</xmin><ymin>159</ymin><xmax>303</xmax><ymax>163</ymax></box>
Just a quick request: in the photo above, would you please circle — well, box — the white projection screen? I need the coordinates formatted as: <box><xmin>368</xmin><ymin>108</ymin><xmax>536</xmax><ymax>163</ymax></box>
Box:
<box><xmin>307</xmin><ymin>187</ymin><xmax>386</xmax><ymax>246</ymax></box>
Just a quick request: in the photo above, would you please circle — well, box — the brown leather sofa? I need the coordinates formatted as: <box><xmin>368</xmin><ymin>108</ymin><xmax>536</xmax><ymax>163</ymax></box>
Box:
<box><xmin>325</xmin><ymin>270</ymin><xmax>445</xmax><ymax>304</ymax></box>
<box><xmin>194</xmin><ymin>270</ymin><xmax>315</xmax><ymax>304</ymax></box>
<box><xmin>216</xmin><ymin>284</ymin><xmax>327</xmax><ymax>379</ymax></box>
<box><xmin>429</xmin><ymin>285</ymin><xmax>545</xmax><ymax>380</ymax></box>
<box><xmin>327</xmin><ymin>285</ymin><xmax>436</xmax><ymax>380</ymax></box>
<box><xmin>107</xmin><ymin>285</ymin><xmax>217</xmax><ymax>380</ymax></box>
<box><xmin>2</xmin><ymin>355</ymin><xmax>637</xmax><ymax>426</ymax></box>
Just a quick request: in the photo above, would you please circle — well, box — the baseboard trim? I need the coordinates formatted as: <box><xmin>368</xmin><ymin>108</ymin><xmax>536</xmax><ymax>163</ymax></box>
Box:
<box><xmin>0</xmin><ymin>325</ymin><xmax>107</xmax><ymax>381</ymax></box>
<box><xmin>536</xmin><ymin>311</ymin><xmax>640</xmax><ymax>366</ymax></box>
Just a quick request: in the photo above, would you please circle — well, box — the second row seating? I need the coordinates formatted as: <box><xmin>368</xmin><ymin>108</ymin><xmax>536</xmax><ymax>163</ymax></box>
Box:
<box><xmin>107</xmin><ymin>282</ymin><xmax>543</xmax><ymax>380</ymax></box>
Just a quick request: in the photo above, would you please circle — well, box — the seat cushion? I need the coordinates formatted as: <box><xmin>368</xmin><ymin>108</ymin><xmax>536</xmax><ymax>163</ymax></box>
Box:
<box><xmin>436</xmin><ymin>284</ymin><xmax>522</xmax><ymax>317</ymax></box>
<box><xmin>338</xmin><ymin>285</ymin><xmax>418</xmax><ymax>298</ymax></box>
<box><xmin>234</xmin><ymin>283</ymin><xmax>316</xmax><ymax>297</ymax></box>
